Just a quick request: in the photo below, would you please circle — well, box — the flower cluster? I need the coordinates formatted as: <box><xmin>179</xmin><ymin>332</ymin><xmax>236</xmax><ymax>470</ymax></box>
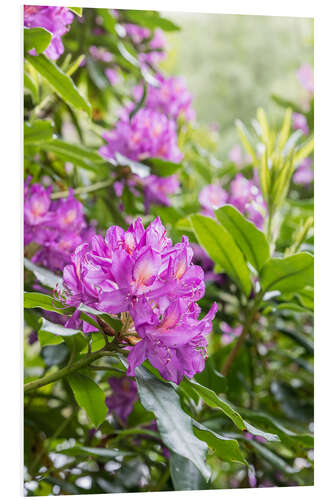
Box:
<box><xmin>124</xmin><ymin>24</ymin><xmax>166</xmax><ymax>66</ymax></box>
<box><xmin>24</xmin><ymin>180</ymin><xmax>95</xmax><ymax>272</ymax></box>
<box><xmin>199</xmin><ymin>174</ymin><xmax>267</xmax><ymax>229</ymax></box>
<box><xmin>106</xmin><ymin>377</ymin><xmax>138</xmax><ymax>423</ymax></box>
<box><xmin>24</xmin><ymin>5</ymin><xmax>74</xmax><ymax>60</ymax></box>
<box><xmin>293</xmin><ymin>157</ymin><xmax>313</xmax><ymax>185</ymax></box>
<box><xmin>292</xmin><ymin>64</ymin><xmax>314</xmax><ymax>136</ymax></box>
<box><xmin>63</xmin><ymin>217</ymin><xmax>217</xmax><ymax>383</ymax></box>
<box><xmin>100</xmin><ymin>109</ymin><xmax>183</xmax><ymax>164</ymax></box>
<box><xmin>130</xmin><ymin>73</ymin><xmax>196</xmax><ymax>122</ymax></box>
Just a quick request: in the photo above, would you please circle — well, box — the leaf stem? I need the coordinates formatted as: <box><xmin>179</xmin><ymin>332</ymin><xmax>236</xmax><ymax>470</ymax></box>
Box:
<box><xmin>50</xmin><ymin>179</ymin><xmax>113</xmax><ymax>200</ymax></box>
<box><xmin>24</xmin><ymin>342</ymin><xmax>120</xmax><ymax>394</ymax></box>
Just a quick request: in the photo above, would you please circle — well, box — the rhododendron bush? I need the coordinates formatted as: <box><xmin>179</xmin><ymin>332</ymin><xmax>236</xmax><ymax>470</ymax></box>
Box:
<box><xmin>24</xmin><ymin>6</ymin><xmax>314</xmax><ymax>496</ymax></box>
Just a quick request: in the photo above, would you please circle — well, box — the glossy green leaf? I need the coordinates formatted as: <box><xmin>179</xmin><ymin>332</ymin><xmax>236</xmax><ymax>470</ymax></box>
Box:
<box><xmin>145</xmin><ymin>157</ymin><xmax>182</xmax><ymax>177</ymax></box>
<box><xmin>25</xmin><ymin>54</ymin><xmax>91</xmax><ymax>116</ymax></box>
<box><xmin>67</xmin><ymin>373</ymin><xmax>108</xmax><ymax>427</ymax></box>
<box><xmin>169</xmin><ymin>452</ymin><xmax>207</xmax><ymax>490</ymax></box>
<box><xmin>68</xmin><ymin>7</ymin><xmax>83</xmax><ymax>16</ymax></box>
<box><xmin>38</xmin><ymin>329</ymin><xmax>63</xmax><ymax>347</ymax></box>
<box><xmin>260</xmin><ymin>253</ymin><xmax>314</xmax><ymax>293</ymax></box>
<box><xmin>194</xmin><ymin>358</ymin><xmax>227</xmax><ymax>394</ymax></box>
<box><xmin>184</xmin><ymin>379</ymin><xmax>279</xmax><ymax>441</ymax></box>
<box><xmin>24</xmin><ymin>27</ymin><xmax>52</xmax><ymax>54</ymax></box>
<box><xmin>24</xmin><ymin>292</ymin><xmax>73</xmax><ymax>315</ymax></box>
<box><xmin>40</xmin><ymin>138</ymin><xmax>105</xmax><ymax>171</ymax></box>
<box><xmin>193</xmin><ymin>421</ymin><xmax>246</xmax><ymax>464</ymax></box>
<box><xmin>247</xmin><ymin>440</ymin><xmax>298</xmax><ymax>474</ymax></box>
<box><xmin>126</xmin><ymin>10</ymin><xmax>180</xmax><ymax>32</ymax></box>
<box><xmin>215</xmin><ymin>205</ymin><xmax>270</xmax><ymax>271</ymax></box>
<box><xmin>39</xmin><ymin>318</ymin><xmax>81</xmax><ymax>338</ymax></box>
<box><xmin>24</xmin><ymin>258</ymin><xmax>63</xmax><ymax>291</ymax></box>
<box><xmin>135</xmin><ymin>366</ymin><xmax>210</xmax><ymax>481</ymax></box>
<box><xmin>24</xmin><ymin>120</ymin><xmax>54</xmax><ymax>145</ymax></box>
<box><xmin>189</xmin><ymin>214</ymin><xmax>252</xmax><ymax>296</ymax></box>
<box><xmin>24</xmin><ymin>72</ymin><xmax>38</xmax><ymax>102</ymax></box>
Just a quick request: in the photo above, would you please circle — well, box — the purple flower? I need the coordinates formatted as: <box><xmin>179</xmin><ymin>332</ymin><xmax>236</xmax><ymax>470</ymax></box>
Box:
<box><xmin>143</xmin><ymin>174</ymin><xmax>180</xmax><ymax>212</ymax></box>
<box><xmin>297</xmin><ymin>64</ymin><xmax>314</xmax><ymax>94</ymax></box>
<box><xmin>124</xmin><ymin>24</ymin><xmax>166</xmax><ymax>66</ymax></box>
<box><xmin>63</xmin><ymin>217</ymin><xmax>217</xmax><ymax>383</ymax></box>
<box><xmin>24</xmin><ymin>181</ymin><xmax>95</xmax><ymax>272</ymax></box>
<box><xmin>229</xmin><ymin>174</ymin><xmax>266</xmax><ymax>229</ymax></box>
<box><xmin>228</xmin><ymin>144</ymin><xmax>244</xmax><ymax>167</ymax></box>
<box><xmin>292</xmin><ymin>112</ymin><xmax>309</xmax><ymax>135</ymax></box>
<box><xmin>105</xmin><ymin>68</ymin><xmax>120</xmax><ymax>85</ymax></box>
<box><xmin>24</xmin><ymin>6</ymin><xmax>74</xmax><ymax>60</ymax></box>
<box><xmin>89</xmin><ymin>45</ymin><xmax>113</xmax><ymax>62</ymax></box>
<box><xmin>293</xmin><ymin>157</ymin><xmax>314</xmax><ymax>185</ymax></box>
<box><xmin>220</xmin><ymin>322</ymin><xmax>242</xmax><ymax>345</ymax></box>
<box><xmin>131</xmin><ymin>73</ymin><xmax>195</xmax><ymax>122</ymax></box>
<box><xmin>106</xmin><ymin>377</ymin><xmax>138</xmax><ymax>423</ymax></box>
<box><xmin>100</xmin><ymin>108</ymin><xmax>183</xmax><ymax>164</ymax></box>
<box><xmin>199</xmin><ymin>184</ymin><xmax>228</xmax><ymax>218</ymax></box>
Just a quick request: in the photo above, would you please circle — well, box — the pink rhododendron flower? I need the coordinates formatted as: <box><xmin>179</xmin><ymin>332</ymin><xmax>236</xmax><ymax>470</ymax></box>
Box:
<box><xmin>124</xmin><ymin>24</ymin><xmax>166</xmax><ymax>66</ymax></box>
<box><xmin>105</xmin><ymin>68</ymin><xmax>120</xmax><ymax>85</ymax></box>
<box><xmin>24</xmin><ymin>5</ymin><xmax>74</xmax><ymax>60</ymax></box>
<box><xmin>229</xmin><ymin>174</ymin><xmax>266</xmax><ymax>229</ymax></box>
<box><xmin>292</xmin><ymin>112</ymin><xmax>309</xmax><ymax>135</ymax></box>
<box><xmin>220</xmin><ymin>322</ymin><xmax>242</xmax><ymax>345</ymax></box>
<box><xmin>199</xmin><ymin>184</ymin><xmax>228</xmax><ymax>218</ymax></box>
<box><xmin>24</xmin><ymin>181</ymin><xmax>95</xmax><ymax>272</ymax></box>
<box><xmin>131</xmin><ymin>73</ymin><xmax>196</xmax><ymax>122</ymax></box>
<box><xmin>106</xmin><ymin>377</ymin><xmax>138</xmax><ymax>423</ymax></box>
<box><xmin>297</xmin><ymin>64</ymin><xmax>314</xmax><ymax>94</ymax></box>
<box><xmin>293</xmin><ymin>157</ymin><xmax>314</xmax><ymax>185</ymax></box>
<box><xmin>143</xmin><ymin>174</ymin><xmax>180</xmax><ymax>212</ymax></box>
<box><xmin>63</xmin><ymin>217</ymin><xmax>217</xmax><ymax>383</ymax></box>
<box><xmin>100</xmin><ymin>109</ymin><xmax>183</xmax><ymax>164</ymax></box>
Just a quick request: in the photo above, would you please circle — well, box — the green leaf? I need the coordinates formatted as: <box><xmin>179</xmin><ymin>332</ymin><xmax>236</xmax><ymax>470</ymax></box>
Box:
<box><xmin>135</xmin><ymin>366</ymin><xmax>210</xmax><ymax>481</ymax></box>
<box><xmin>169</xmin><ymin>452</ymin><xmax>207</xmax><ymax>490</ymax></box>
<box><xmin>24</xmin><ymin>120</ymin><xmax>54</xmax><ymax>145</ymax></box>
<box><xmin>277</xmin><ymin>107</ymin><xmax>292</xmax><ymax>151</ymax></box>
<box><xmin>194</xmin><ymin>358</ymin><xmax>227</xmax><ymax>394</ymax></box>
<box><xmin>68</xmin><ymin>7</ymin><xmax>83</xmax><ymax>16</ymax></box>
<box><xmin>239</xmin><ymin>409</ymin><xmax>314</xmax><ymax>450</ymax></box>
<box><xmin>24</xmin><ymin>292</ymin><xmax>73</xmax><ymax>315</ymax></box>
<box><xmin>129</xmin><ymin>82</ymin><xmax>147</xmax><ymax>120</ymax></box>
<box><xmin>145</xmin><ymin>157</ymin><xmax>182</xmax><ymax>177</ymax></box>
<box><xmin>184</xmin><ymin>379</ymin><xmax>279</xmax><ymax>441</ymax></box>
<box><xmin>246</xmin><ymin>440</ymin><xmax>298</xmax><ymax>474</ymax></box>
<box><xmin>40</xmin><ymin>139</ymin><xmax>105</xmax><ymax>171</ymax></box>
<box><xmin>260</xmin><ymin>253</ymin><xmax>314</xmax><ymax>293</ymax></box>
<box><xmin>97</xmin><ymin>8</ymin><xmax>117</xmax><ymax>34</ymax></box>
<box><xmin>215</xmin><ymin>205</ymin><xmax>270</xmax><ymax>271</ymax></box>
<box><xmin>115</xmin><ymin>152</ymin><xmax>150</xmax><ymax>178</ymax></box>
<box><xmin>38</xmin><ymin>329</ymin><xmax>63</xmax><ymax>347</ymax></box>
<box><xmin>235</xmin><ymin>119</ymin><xmax>257</xmax><ymax>165</ymax></box>
<box><xmin>277</xmin><ymin>328</ymin><xmax>314</xmax><ymax>355</ymax></box>
<box><xmin>25</xmin><ymin>54</ymin><xmax>91</xmax><ymax>116</ymax></box>
<box><xmin>67</xmin><ymin>373</ymin><xmax>108</xmax><ymax>427</ymax></box>
<box><xmin>24</xmin><ymin>258</ymin><xmax>63</xmax><ymax>291</ymax></box>
<box><xmin>126</xmin><ymin>10</ymin><xmax>180</xmax><ymax>32</ymax></box>
<box><xmin>24</xmin><ymin>72</ymin><xmax>38</xmax><ymax>102</ymax></box>
<box><xmin>39</xmin><ymin>318</ymin><xmax>81</xmax><ymax>338</ymax></box>
<box><xmin>189</xmin><ymin>214</ymin><xmax>252</xmax><ymax>296</ymax></box>
<box><xmin>60</xmin><ymin>444</ymin><xmax>133</xmax><ymax>459</ymax></box>
<box><xmin>294</xmin><ymin>136</ymin><xmax>314</xmax><ymax>166</ymax></box>
<box><xmin>193</xmin><ymin>421</ymin><xmax>246</xmax><ymax>464</ymax></box>
<box><xmin>24</xmin><ymin>27</ymin><xmax>52</xmax><ymax>54</ymax></box>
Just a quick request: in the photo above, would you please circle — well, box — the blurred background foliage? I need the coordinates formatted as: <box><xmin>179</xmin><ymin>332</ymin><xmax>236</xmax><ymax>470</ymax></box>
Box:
<box><xmin>162</xmin><ymin>13</ymin><xmax>313</xmax><ymax>154</ymax></box>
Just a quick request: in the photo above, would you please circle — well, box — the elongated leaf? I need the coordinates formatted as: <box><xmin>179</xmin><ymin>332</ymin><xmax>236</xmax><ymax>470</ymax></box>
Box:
<box><xmin>294</xmin><ymin>136</ymin><xmax>314</xmax><ymax>165</ymax></box>
<box><xmin>126</xmin><ymin>10</ymin><xmax>180</xmax><ymax>31</ymax></box>
<box><xmin>169</xmin><ymin>452</ymin><xmax>207</xmax><ymax>491</ymax></box>
<box><xmin>215</xmin><ymin>205</ymin><xmax>270</xmax><ymax>271</ymax></box>
<box><xmin>24</xmin><ymin>72</ymin><xmax>38</xmax><ymax>102</ymax></box>
<box><xmin>39</xmin><ymin>318</ymin><xmax>81</xmax><ymax>338</ymax></box>
<box><xmin>40</xmin><ymin>138</ymin><xmax>104</xmax><ymax>171</ymax></box>
<box><xmin>24</xmin><ymin>27</ymin><xmax>52</xmax><ymax>54</ymax></box>
<box><xmin>193</xmin><ymin>421</ymin><xmax>246</xmax><ymax>464</ymax></box>
<box><xmin>25</xmin><ymin>54</ymin><xmax>91</xmax><ymax>116</ymax></box>
<box><xmin>38</xmin><ymin>329</ymin><xmax>63</xmax><ymax>347</ymax></box>
<box><xmin>277</xmin><ymin>107</ymin><xmax>292</xmax><ymax>151</ymax></box>
<box><xmin>239</xmin><ymin>409</ymin><xmax>314</xmax><ymax>449</ymax></box>
<box><xmin>68</xmin><ymin>373</ymin><xmax>108</xmax><ymax>427</ymax></box>
<box><xmin>184</xmin><ymin>379</ymin><xmax>279</xmax><ymax>441</ymax></box>
<box><xmin>260</xmin><ymin>253</ymin><xmax>314</xmax><ymax>293</ymax></box>
<box><xmin>24</xmin><ymin>120</ymin><xmax>54</xmax><ymax>145</ymax></box>
<box><xmin>68</xmin><ymin>7</ymin><xmax>83</xmax><ymax>16</ymax></box>
<box><xmin>190</xmin><ymin>214</ymin><xmax>252</xmax><ymax>296</ymax></box>
<box><xmin>24</xmin><ymin>292</ymin><xmax>73</xmax><ymax>315</ymax></box>
<box><xmin>115</xmin><ymin>152</ymin><xmax>150</xmax><ymax>178</ymax></box>
<box><xmin>97</xmin><ymin>8</ymin><xmax>117</xmax><ymax>34</ymax></box>
<box><xmin>247</xmin><ymin>440</ymin><xmax>298</xmax><ymax>474</ymax></box>
<box><xmin>24</xmin><ymin>258</ymin><xmax>63</xmax><ymax>291</ymax></box>
<box><xmin>135</xmin><ymin>366</ymin><xmax>210</xmax><ymax>481</ymax></box>
<box><xmin>60</xmin><ymin>445</ymin><xmax>133</xmax><ymax>459</ymax></box>
<box><xmin>235</xmin><ymin>119</ymin><xmax>257</xmax><ymax>165</ymax></box>
<box><xmin>145</xmin><ymin>157</ymin><xmax>182</xmax><ymax>177</ymax></box>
